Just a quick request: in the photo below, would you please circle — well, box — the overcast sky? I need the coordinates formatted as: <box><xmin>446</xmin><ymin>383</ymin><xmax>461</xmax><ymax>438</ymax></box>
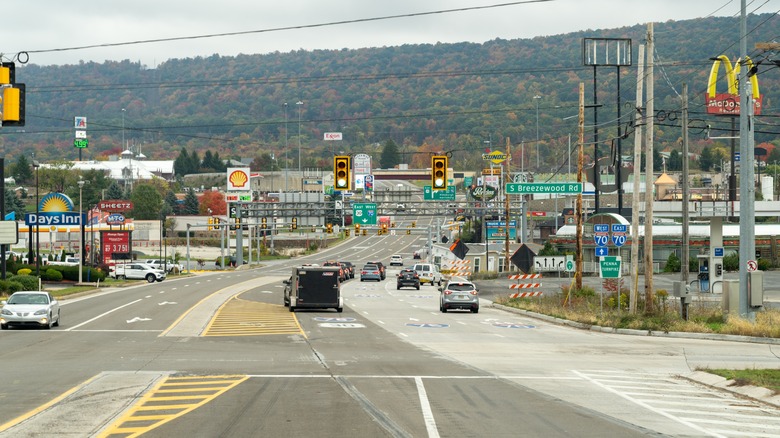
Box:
<box><xmin>4</xmin><ymin>0</ymin><xmax>778</xmax><ymax>67</ymax></box>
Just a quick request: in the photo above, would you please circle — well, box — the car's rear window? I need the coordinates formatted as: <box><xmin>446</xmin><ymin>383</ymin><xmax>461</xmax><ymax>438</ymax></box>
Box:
<box><xmin>448</xmin><ymin>283</ymin><xmax>475</xmax><ymax>292</ymax></box>
<box><xmin>363</xmin><ymin>265</ymin><xmax>378</xmax><ymax>270</ymax></box>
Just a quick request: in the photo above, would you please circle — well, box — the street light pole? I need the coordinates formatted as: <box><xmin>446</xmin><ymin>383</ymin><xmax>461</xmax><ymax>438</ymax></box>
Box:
<box><xmin>534</xmin><ymin>95</ymin><xmax>541</xmax><ymax>171</ymax></box>
<box><xmin>121</xmin><ymin>108</ymin><xmax>126</xmax><ymax>149</ymax></box>
<box><xmin>78</xmin><ymin>179</ymin><xmax>85</xmax><ymax>284</ymax></box>
<box><xmin>296</xmin><ymin>101</ymin><xmax>303</xmax><ymax>173</ymax></box>
<box><xmin>33</xmin><ymin>160</ymin><xmax>40</xmax><ymax>278</ymax></box>
<box><xmin>284</xmin><ymin>102</ymin><xmax>289</xmax><ymax>192</ymax></box>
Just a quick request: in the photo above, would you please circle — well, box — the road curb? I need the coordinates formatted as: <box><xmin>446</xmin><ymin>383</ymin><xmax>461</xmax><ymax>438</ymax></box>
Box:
<box><xmin>680</xmin><ymin>371</ymin><xmax>780</xmax><ymax>409</ymax></box>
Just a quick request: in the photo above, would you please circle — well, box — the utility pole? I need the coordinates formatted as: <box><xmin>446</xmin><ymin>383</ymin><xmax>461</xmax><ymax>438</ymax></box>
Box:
<box><xmin>504</xmin><ymin>138</ymin><xmax>511</xmax><ymax>273</ymax></box>
<box><xmin>630</xmin><ymin>44</ymin><xmax>645</xmax><ymax>314</ymax></box>
<box><xmin>681</xmin><ymin>84</ymin><xmax>690</xmax><ymax>289</ymax></box>
<box><xmin>575</xmin><ymin>82</ymin><xmax>585</xmax><ymax>291</ymax></box>
<box><xmin>738</xmin><ymin>0</ymin><xmax>756</xmax><ymax>320</ymax></box>
<box><xmin>643</xmin><ymin>22</ymin><xmax>655</xmax><ymax>313</ymax></box>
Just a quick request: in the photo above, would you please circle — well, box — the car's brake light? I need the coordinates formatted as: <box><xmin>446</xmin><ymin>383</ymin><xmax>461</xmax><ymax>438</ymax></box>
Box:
<box><xmin>470</xmin><ymin>290</ymin><xmax>478</xmax><ymax>295</ymax></box>
<box><xmin>444</xmin><ymin>290</ymin><xmax>452</xmax><ymax>295</ymax></box>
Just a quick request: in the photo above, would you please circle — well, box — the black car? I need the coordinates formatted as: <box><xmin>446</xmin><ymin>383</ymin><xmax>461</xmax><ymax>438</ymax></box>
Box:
<box><xmin>367</xmin><ymin>261</ymin><xmax>386</xmax><ymax>279</ymax></box>
<box><xmin>340</xmin><ymin>261</ymin><xmax>355</xmax><ymax>279</ymax></box>
<box><xmin>396</xmin><ymin>268</ymin><xmax>420</xmax><ymax>290</ymax></box>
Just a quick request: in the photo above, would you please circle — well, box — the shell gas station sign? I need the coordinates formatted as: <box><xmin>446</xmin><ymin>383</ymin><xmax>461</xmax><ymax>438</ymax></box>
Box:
<box><xmin>226</xmin><ymin>168</ymin><xmax>250</xmax><ymax>191</ymax></box>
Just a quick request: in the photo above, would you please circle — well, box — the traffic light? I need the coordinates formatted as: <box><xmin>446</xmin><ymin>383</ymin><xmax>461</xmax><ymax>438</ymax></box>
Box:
<box><xmin>411</xmin><ymin>221</ymin><xmax>416</xmax><ymax>228</ymax></box>
<box><xmin>326</xmin><ymin>223</ymin><xmax>333</xmax><ymax>234</ymax></box>
<box><xmin>345</xmin><ymin>229</ymin><xmax>351</xmax><ymax>237</ymax></box>
<box><xmin>207</xmin><ymin>217</ymin><xmax>214</xmax><ymax>231</ymax></box>
<box><xmin>406</xmin><ymin>229</ymin><xmax>411</xmax><ymax>235</ymax></box>
<box><xmin>334</xmin><ymin>155</ymin><xmax>351</xmax><ymax>190</ymax></box>
<box><xmin>0</xmin><ymin>63</ymin><xmax>24</xmax><ymax>126</ymax></box>
<box><xmin>431</xmin><ymin>155</ymin><xmax>448</xmax><ymax>190</ymax></box>
<box><xmin>291</xmin><ymin>217</ymin><xmax>298</xmax><ymax>230</ymax></box>
<box><xmin>381</xmin><ymin>222</ymin><xmax>388</xmax><ymax>234</ymax></box>
<box><xmin>261</xmin><ymin>217</ymin><xmax>267</xmax><ymax>229</ymax></box>
<box><xmin>355</xmin><ymin>224</ymin><xmax>360</xmax><ymax>233</ymax></box>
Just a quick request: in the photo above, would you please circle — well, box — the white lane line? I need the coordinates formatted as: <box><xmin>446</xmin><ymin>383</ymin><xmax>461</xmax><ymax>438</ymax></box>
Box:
<box><xmin>572</xmin><ymin>370</ymin><xmax>728</xmax><ymax>438</ymax></box>
<box><xmin>65</xmin><ymin>299</ymin><xmax>143</xmax><ymax>331</ymax></box>
<box><xmin>377</xmin><ymin>320</ymin><xmax>386</xmax><ymax>325</ymax></box>
<box><xmin>415</xmin><ymin>377</ymin><xmax>440</xmax><ymax>438</ymax></box>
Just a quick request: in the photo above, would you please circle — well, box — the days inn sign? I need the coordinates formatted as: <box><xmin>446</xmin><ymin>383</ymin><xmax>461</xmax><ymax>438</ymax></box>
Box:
<box><xmin>25</xmin><ymin>193</ymin><xmax>85</xmax><ymax>226</ymax></box>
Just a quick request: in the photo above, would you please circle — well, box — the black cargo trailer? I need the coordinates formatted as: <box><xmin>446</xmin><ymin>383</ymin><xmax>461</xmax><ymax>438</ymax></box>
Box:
<box><xmin>288</xmin><ymin>266</ymin><xmax>343</xmax><ymax>312</ymax></box>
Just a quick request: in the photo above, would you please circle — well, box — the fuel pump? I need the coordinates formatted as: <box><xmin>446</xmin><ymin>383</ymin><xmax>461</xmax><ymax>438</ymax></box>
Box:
<box><xmin>697</xmin><ymin>255</ymin><xmax>709</xmax><ymax>292</ymax></box>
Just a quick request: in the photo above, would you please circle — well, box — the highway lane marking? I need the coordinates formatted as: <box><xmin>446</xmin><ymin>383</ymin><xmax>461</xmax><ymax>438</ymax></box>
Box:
<box><xmin>573</xmin><ymin>370</ymin><xmax>780</xmax><ymax>437</ymax></box>
<box><xmin>415</xmin><ymin>377</ymin><xmax>440</xmax><ymax>438</ymax></box>
<box><xmin>202</xmin><ymin>295</ymin><xmax>303</xmax><ymax>337</ymax></box>
<box><xmin>98</xmin><ymin>375</ymin><xmax>248</xmax><ymax>438</ymax></box>
<box><xmin>65</xmin><ymin>299</ymin><xmax>143</xmax><ymax>331</ymax></box>
<box><xmin>0</xmin><ymin>374</ymin><xmax>102</xmax><ymax>433</ymax></box>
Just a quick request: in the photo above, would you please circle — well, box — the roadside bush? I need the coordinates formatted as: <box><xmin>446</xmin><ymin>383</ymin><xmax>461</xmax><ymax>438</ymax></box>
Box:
<box><xmin>664</xmin><ymin>252</ymin><xmax>681</xmax><ymax>273</ymax></box>
<box><xmin>42</xmin><ymin>268</ymin><xmax>63</xmax><ymax>282</ymax></box>
<box><xmin>0</xmin><ymin>280</ymin><xmax>26</xmax><ymax>295</ymax></box>
<box><xmin>758</xmin><ymin>258</ymin><xmax>771</xmax><ymax>271</ymax></box>
<box><xmin>723</xmin><ymin>251</ymin><xmax>739</xmax><ymax>271</ymax></box>
<box><xmin>17</xmin><ymin>268</ymin><xmax>32</xmax><ymax>276</ymax></box>
<box><xmin>9</xmin><ymin>274</ymin><xmax>39</xmax><ymax>290</ymax></box>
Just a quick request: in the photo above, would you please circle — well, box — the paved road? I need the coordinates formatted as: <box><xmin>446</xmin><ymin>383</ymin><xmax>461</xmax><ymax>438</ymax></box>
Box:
<box><xmin>1</xmin><ymin>231</ymin><xmax>778</xmax><ymax>437</ymax></box>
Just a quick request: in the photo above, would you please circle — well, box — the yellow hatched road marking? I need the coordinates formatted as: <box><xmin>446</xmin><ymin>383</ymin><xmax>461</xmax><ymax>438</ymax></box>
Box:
<box><xmin>98</xmin><ymin>375</ymin><xmax>248</xmax><ymax>438</ymax></box>
<box><xmin>202</xmin><ymin>295</ymin><xmax>303</xmax><ymax>336</ymax></box>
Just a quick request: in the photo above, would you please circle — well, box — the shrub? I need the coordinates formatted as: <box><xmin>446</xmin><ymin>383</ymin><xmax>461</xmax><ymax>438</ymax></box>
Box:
<box><xmin>42</xmin><ymin>268</ymin><xmax>63</xmax><ymax>281</ymax></box>
<box><xmin>664</xmin><ymin>252</ymin><xmax>681</xmax><ymax>273</ymax></box>
<box><xmin>723</xmin><ymin>251</ymin><xmax>739</xmax><ymax>271</ymax></box>
<box><xmin>757</xmin><ymin>258</ymin><xmax>771</xmax><ymax>271</ymax></box>
<box><xmin>9</xmin><ymin>274</ymin><xmax>39</xmax><ymax>290</ymax></box>
<box><xmin>17</xmin><ymin>268</ymin><xmax>32</xmax><ymax>276</ymax></box>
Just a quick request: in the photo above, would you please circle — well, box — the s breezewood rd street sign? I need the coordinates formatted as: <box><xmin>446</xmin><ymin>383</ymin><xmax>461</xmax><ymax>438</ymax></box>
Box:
<box><xmin>506</xmin><ymin>182</ymin><xmax>583</xmax><ymax>194</ymax></box>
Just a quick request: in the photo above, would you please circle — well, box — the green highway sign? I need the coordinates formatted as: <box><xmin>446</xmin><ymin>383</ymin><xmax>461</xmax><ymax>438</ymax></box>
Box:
<box><xmin>423</xmin><ymin>185</ymin><xmax>456</xmax><ymax>201</ymax></box>
<box><xmin>565</xmin><ymin>255</ymin><xmax>575</xmax><ymax>272</ymax></box>
<box><xmin>599</xmin><ymin>256</ymin><xmax>622</xmax><ymax>279</ymax></box>
<box><xmin>352</xmin><ymin>203</ymin><xmax>377</xmax><ymax>225</ymax></box>
<box><xmin>506</xmin><ymin>182</ymin><xmax>583</xmax><ymax>195</ymax></box>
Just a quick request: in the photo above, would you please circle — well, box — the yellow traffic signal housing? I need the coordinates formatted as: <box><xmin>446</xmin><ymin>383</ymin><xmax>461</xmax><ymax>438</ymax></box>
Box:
<box><xmin>355</xmin><ymin>224</ymin><xmax>360</xmax><ymax>232</ymax></box>
<box><xmin>1</xmin><ymin>63</ymin><xmax>24</xmax><ymax>126</ymax></box>
<box><xmin>207</xmin><ymin>217</ymin><xmax>214</xmax><ymax>231</ymax></box>
<box><xmin>261</xmin><ymin>217</ymin><xmax>267</xmax><ymax>229</ymax></box>
<box><xmin>1</xmin><ymin>84</ymin><xmax>24</xmax><ymax>125</ymax></box>
<box><xmin>345</xmin><ymin>229</ymin><xmax>351</xmax><ymax>237</ymax></box>
<box><xmin>291</xmin><ymin>217</ymin><xmax>298</xmax><ymax>230</ymax></box>
<box><xmin>0</xmin><ymin>63</ymin><xmax>13</xmax><ymax>84</ymax></box>
<box><xmin>406</xmin><ymin>229</ymin><xmax>411</xmax><ymax>235</ymax></box>
<box><xmin>411</xmin><ymin>221</ymin><xmax>416</xmax><ymax>228</ymax></box>
<box><xmin>326</xmin><ymin>223</ymin><xmax>333</xmax><ymax>234</ymax></box>
<box><xmin>334</xmin><ymin>155</ymin><xmax>351</xmax><ymax>190</ymax></box>
<box><xmin>431</xmin><ymin>155</ymin><xmax>448</xmax><ymax>190</ymax></box>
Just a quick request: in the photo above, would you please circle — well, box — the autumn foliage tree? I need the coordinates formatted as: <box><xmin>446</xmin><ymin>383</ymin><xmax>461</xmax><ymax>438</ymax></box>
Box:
<box><xmin>198</xmin><ymin>190</ymin><xmax>226</xmax><ymax>215</ymax></box>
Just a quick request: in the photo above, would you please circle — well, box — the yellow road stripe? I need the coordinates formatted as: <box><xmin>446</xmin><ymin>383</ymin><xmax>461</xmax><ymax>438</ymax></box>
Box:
<box><xmin>98</xmin><ymin>375</ymin><xmax>247</xmax><ymax>438</ymax></box>
<box><xmin>0</xmin><ymin>374</ymin><xmax>102</xmax><ymax>433</ymax></box>
<box><xmin>202</xmin><ymin>296</ymin><xmax>302</xmax><ymax>337</ymax></box>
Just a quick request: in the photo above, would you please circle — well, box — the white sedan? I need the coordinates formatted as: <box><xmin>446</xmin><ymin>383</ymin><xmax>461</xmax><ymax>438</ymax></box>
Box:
<box><xmin>1</xmin><ymin>291</ymin><xmax>61</xmax><ymax>329</ymax></box>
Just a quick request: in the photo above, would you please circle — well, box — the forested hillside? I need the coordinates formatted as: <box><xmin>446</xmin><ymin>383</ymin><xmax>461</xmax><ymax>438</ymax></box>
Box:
<box><xmin>2</xmin><ymin>13</ymin><xmax>779</xmax><ymax>175</ymax></box>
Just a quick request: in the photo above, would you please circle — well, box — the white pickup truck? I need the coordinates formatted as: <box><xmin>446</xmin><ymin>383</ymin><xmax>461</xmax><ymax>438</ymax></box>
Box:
<box><xmin>143</xmin><ymin>259</ymin><xmax>183</xmax><ymax>273</ymax></box>
<box><xmin>110</xmin><ymin>263</ymin><xmax>166</xmax><ymax>282</ymax></box>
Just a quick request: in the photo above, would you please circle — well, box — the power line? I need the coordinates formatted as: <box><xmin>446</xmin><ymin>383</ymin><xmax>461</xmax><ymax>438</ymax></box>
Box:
<box><xmin>18</xmin><ymin>1</ymin><xmax>554</xmax><ymax>56</ymax></box>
